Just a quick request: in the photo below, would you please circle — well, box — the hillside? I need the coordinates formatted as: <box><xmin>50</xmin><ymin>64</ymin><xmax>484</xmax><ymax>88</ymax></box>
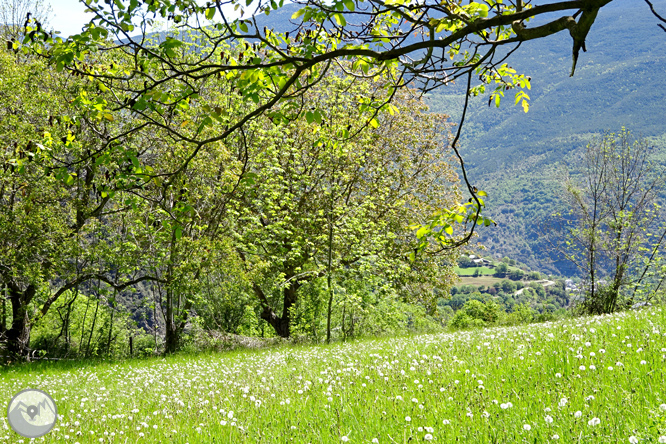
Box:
<box><xmin>4</xmin><ymin>308</ymin><xmax>665</xmax><ymax>442</ymax></box>
<box><xmin>426</xmin><ymin>0</ymin><xmax>666</xmax><ymax>274</ymax></box>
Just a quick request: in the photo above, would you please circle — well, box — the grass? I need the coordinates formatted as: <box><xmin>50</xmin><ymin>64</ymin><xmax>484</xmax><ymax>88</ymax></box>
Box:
<box><xmin>454</xmin><ymin>266</ymin><xmax>497</xmax><ymax>276</ymax></box>
<box><xmin>1</xmin><ymin>309</ymin><xmax>666</xmax><ymax>443</ymax></box>
<box><xmin>458</xmin><ymin>275</ymin><xmax>505</xmax><ymax>287</ymax></box>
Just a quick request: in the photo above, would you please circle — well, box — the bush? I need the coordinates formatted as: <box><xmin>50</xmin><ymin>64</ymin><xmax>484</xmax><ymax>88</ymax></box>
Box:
<box><xmin>501</xmin><ymin>280</ymin><xmax>517</xmax><ymax>294</ymax></box>
<box><xmin>528</xmin><ymin>271</ymin><xmax>541</xmax><ymax>280</ymax></box>
<box><xmin>509</xmin><ymin>269</ymin><xmax>525</xmax><ymax>281</ymax></box>
<box><xmin>30</xmin><ymin>289</ymin><xmax>135</xmax><ymax>359</ymax></box>
<box><xmin>510</xmin><ymin>303</ymin><xmax>534</xmax><ymax>324</ymax></box>
<box><xmin>449</xmin><ymin>299</ymin><xmax>501</xmax><ymax>329</ymax></box>
<box><xmin>535</xmin><ymin>311</ymin><xmax>556</xmax><ymax>322</ymax></box>
<box><xmin>458</xmin><ymin>256</ymin><xmax>472</xmax><ymax>268</ymax></box>
<box><xmin>449</xmin><ymin>311</ymin><xmax>475</xmax><ymax>329</ymax></box>
<box><xmin>494</xmin><ymin>263</ymin><xmax>509</xmax><ymax>277</ymax></box>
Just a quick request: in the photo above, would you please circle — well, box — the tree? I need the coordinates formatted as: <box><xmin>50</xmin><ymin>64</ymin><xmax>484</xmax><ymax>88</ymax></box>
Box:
<box><xmin>501</xmin><ymin>279</ymin><xmax>517</xmax><ymax>294</ymax></box>
<box><xmin>0</xmin><ymin>0</ymin><xmax>52</xmax><ymax>40</ymax></box>
<box><xmin>0</xmin><ymin>46</ymin><xmax>165</xmax><ymax>357</ymax></box>
<box><xmin>553</xmin><ymin>129</ymin><xmax>666</xmax><ymax>314</ymax></box>
<box><xmin>494</xmin><ymin>263</ymin><xmax>509</xmax><ymax>277</ymax></box>
<box><xmin>232</xmin><ymin>72</ymin><xmax>459</xmax><ymax>338</ymax></box>
<box><xmin>508</xmin><ymin>269</ymin><xmax>524</xmax><ymax>281</ymax></box>
<box><xmin>458</xmin><ymin>256</ymin><xmax>472</xmax><ymax>268</ymax></box>
<box><xmin>21</xmin><ymin>0</ymin><xmax>649</xmax><ymax>251</ymax></box>
<box><xmin>449</xmin><ymin>298</ymin><xmax>500</xmax><ymax>328</ymax></box>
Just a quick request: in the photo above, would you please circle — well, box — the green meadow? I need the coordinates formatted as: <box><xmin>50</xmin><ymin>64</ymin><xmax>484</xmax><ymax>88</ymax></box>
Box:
<box><xmin>1</xmin><ymin>308</ymin><xmax>665</xmax><ymax>443</ymax></box>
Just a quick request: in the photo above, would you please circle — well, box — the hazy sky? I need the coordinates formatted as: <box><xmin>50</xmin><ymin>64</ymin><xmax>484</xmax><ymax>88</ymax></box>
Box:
<box><xmin>49</xmin><ymin>0</ymin><xmax>91</xmax><ymax>36</ymax></box>
<box><xmin>47</xmin><ymin>0</ymin><xmax>240</xmax><ymax>37</ymax></box>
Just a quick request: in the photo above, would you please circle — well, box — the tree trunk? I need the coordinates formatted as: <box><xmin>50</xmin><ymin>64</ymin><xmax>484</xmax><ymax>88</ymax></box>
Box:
<box><xmin>164</xmin><ymin>286</ymin><xmax>178</xmax><ymax>354</ymax></box>
<box><xmin>164</xmin><ymin>289</ymin><xmax>191</xmax><ymax>354</ymax></box>
<box><xmin>1</xmin><ymin>287</ymin><xmax>6</xmax><ymax>335</ymax></box>
<box><xmin>107</xmin><ymin>294</ymin><xmax>115</xmax><ymax>355</ymax></box>
<box><xmin>85</xmin><ymin>296</ymin><xmax>101</xmax><ymax>358</ymax></box>
<box><xmin>6</xmin><ymin>284</ymin><xmax>36</xmax><ymax>358</ymax></box>
<box><xmin>326</xmin><ymin>208</ymin><xmax>334</xmax><ymax>344</ymax></box>
<box><xmin>164</xmin><ymin>324</ymin><xmax>179</xmax><ymax>354</ymax></box>
<box><xmin>254</xmin><ymin>281</ymin><xmax>300</xmax><ymax>338</ymax></box>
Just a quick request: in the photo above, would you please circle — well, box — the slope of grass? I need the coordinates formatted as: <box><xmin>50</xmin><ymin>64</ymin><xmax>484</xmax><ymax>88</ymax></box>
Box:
<box><xmin>1</xmin><ymin>308</ymin><xmax>665</xmax><ymax>443</ymax></box>
<box><xmin>455</xmin><ymin>266</ymin><xmax>497</xmax><ymax>276</ymax></box>
<box><xmin>458</xmin><ymin>275</ymin><xmax>506</xmax><ymax>287</ymax></box>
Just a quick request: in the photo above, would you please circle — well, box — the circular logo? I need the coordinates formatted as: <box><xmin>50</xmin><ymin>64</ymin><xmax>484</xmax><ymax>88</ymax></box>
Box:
<box><xmin>7</xmin><ymin>389</ymin><xmax>58</xmax><ymax>438</ymax></box>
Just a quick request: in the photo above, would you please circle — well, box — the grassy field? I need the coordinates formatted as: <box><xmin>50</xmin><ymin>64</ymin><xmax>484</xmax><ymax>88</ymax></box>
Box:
<box><xmin>454</xmin><ymin>266</ymin><xmax>496</xmax><ymax>276</ymax></box>
<box><xmin>1</xmin><ymin>309</ymin><xmax>665</xmax><ymax>443</ymax></box>
<box><xmin>457</xmin><ymin>276</ymin><xmax>505</xmax><ymax>287</ymax></box>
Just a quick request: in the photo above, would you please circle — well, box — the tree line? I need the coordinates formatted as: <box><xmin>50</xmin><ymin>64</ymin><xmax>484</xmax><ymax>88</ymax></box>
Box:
<box><xmin>1</xmin><ymin>0</ymin><xmax>665</xmax><ymax>359</ymax></box>
<box><xmin>0</xmin><ymin>42</ymin><xmax>460</xmax><ymax>358</ymax></box>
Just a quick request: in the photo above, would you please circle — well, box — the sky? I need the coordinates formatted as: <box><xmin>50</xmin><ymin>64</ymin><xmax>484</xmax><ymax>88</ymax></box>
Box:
<box><xmin>46</xmin><ymin>0</ymin><xmax>241</xmax><ymax>37</ymax></box>
<box><xmin>48</xmin><ymin>0</ymin><xmax>91</xmax><ymax>37</ymax></box>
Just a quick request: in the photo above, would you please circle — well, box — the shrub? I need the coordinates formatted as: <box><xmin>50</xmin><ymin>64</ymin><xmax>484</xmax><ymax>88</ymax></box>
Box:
<box><xmin>511</xmin><ymin>303</ymin><xmax>534</xmax><ymax>324</ymax></box>
<box><xmin>449</xmin><ymin>299</ymin><xmax>501</xmax><ymax>329</ymax></box>
<box><xmin>449</xmin><ymin>311</ymin><xmax>475</xmax><ymax>329</ymax></box>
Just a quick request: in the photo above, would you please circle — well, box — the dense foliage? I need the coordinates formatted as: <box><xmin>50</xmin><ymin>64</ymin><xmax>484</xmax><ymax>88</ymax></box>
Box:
<box><xmin>0</xmin><ymin>43</ymin><xmax>462</xmax><ymax>357</ymax></box>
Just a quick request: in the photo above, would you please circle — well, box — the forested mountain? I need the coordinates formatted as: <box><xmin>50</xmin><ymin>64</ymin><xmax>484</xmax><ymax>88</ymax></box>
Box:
<box><xmin>425</xmin><ymin>0</ymin><xmax>666</xmax><ymax>275</ymax></box>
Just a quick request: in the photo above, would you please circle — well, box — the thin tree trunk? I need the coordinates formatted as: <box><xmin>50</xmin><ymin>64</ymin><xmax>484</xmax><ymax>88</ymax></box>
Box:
<box><xmin>341</xmin><ymin>302</ymin><xmax>347</xmax><ymax>342</ymax></box>
<box><xmin>107</xmin><ymin>292</ymin><xmax>116</xmax><ymax>355</ymax></box>
<box><xmin>85</xmin><ymin>296</ymin><xmax>100</xmax><ymax>358</ymax></box>
<box><xmin>326</xmin><ymin>205</ymin><xmax>334</xmax><ymax>344</ymax></box>
<box><xmin>78</xmin><ymin>293</ymin><xmax>91</xmax><ymax>353</ymax></box>
<box><xmin>1</xmin><ymin>286</ymin><xmax>6</xmax><ymax>335</ymax></box>
<box><xmin>164</xmin><ymin>231</ymin><xmax>179</xmax><ymax>354</ymax></box>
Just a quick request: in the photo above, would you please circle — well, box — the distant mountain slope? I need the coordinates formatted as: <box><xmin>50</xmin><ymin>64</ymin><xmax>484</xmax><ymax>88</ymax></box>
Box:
<box><xmin>425</xmin><ymin>0</ymin><xmax>666</xmax><ymax>275</ymax></box>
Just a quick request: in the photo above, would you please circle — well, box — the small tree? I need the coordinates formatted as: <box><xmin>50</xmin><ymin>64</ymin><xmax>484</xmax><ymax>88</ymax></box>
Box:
<box><xmin>458</xmin><ymin>256</ymin><xmax>472</xmax><ymax>268</ymax></box>
<box><xmin>554</xmin><ymin>129</ymin><xmax>666</xmax><ymax>314</ymax></box>
<box><xmin>509</xmin><ymin>269</ymin><xmax>525</xmax><ymax>281</ymax></box>
<box><xmin>0</xmin><ymin>0</ymin><xmax>52</xmax><ymax>40</ymax></box>
<box><xmin>494</xmin><ymin>263</ymin><xmax>509</xmax><ymax>277</ymax></box>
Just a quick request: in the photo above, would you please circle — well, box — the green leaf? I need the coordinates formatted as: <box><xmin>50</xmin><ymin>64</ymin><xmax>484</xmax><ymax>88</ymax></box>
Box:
<box><xmin>343</xmin><ymin>0</ymin><xmax>355</xmax><ymax>11</ymax></box>
<box><xmin>239</xmin><ymin>21</ymin><xmax>248</xmax><ymax>32</ymax></box>
<box><xmin>305</xmin><ymin>111</ymin><xmax>314</xmax><ymax>124</ymax></box>
<box><xmin>313</xmin><ymin>109</ymin><xmax>323</xmax><ymax>124</ymax></box>
<box><xmin>291</xmin><ymin>8</ymin><xmax>306</xmax><ymax>19</ymax></box>
<box><xmin>369</xmin><ymin>118</ymin><xmax>379</xmax><ymax>128</ymax></box>
<box><xmin>205</xmin><ymin>7</ymin><xmax>215</xmax><ymax>20</ymax></box>
<box><xmin>175</xmin><ymin>225</ymin><xmax>183</xmax><ymax>240</ymax></box>
<box><xmin>333</xmin><ymin>13</ymin><xmax>346</xmax><ymax>26</ymax></box>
